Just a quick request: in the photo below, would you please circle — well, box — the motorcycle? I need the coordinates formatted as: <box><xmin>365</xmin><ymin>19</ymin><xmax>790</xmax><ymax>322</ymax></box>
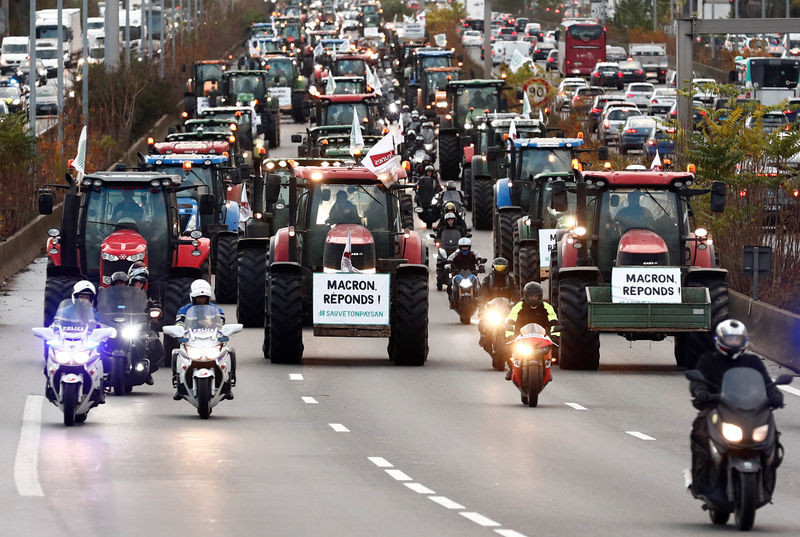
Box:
<box><xmin>420</xmin><ymin>121</ymin><xmax>437</xmax><ymax>163</ymax></box>
<box><xmin>685</xmin><ymin>368</ymin><xmax>793</xmax><ymax>531</ymax></box>
<box><xmin>32</xmin><ymin>299</ymin><xmax>116</xmax><ymax>426</ymax></box>
<box><xmin>163</xmin><ymin>305</ymin><xmax>242</xmax><ymax>419</ymax></box>
<box><xmin>414</xmin><ymin>173</ymin><xmax>442</xmax><ymax>228</ymax></box>
<box><xmin>509</xmin><ymin>323</ymin><xmax>555</xmax><ymax>407</ymax></box>
<box><xmin>432</xmin><ymin>228</ymin><xmax>466</xmax><ymax>291</ymax></box>
<box><xmin>449</xmin><ymin>263</ymin><xmax>485</xmax><ymax>324</ymax></box>
<box><xmin>479</xmin><ymin>297</ymin><xmax>513</xmax><ymax>371</ymax></box>
<box><xmin>97</xmin><ymin>286</ymin><xmax>161</xmax><ymax>395</ymax></box>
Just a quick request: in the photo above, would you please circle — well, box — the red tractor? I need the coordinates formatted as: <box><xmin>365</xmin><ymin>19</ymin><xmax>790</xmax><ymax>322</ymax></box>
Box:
<box><xmin>38</xmin><ymin>172</ymin><xmax>212</xmax><ymax>338</ymax></box>
<box><xmin>248</xmin><ymin>164</ymin><xmax>429</xmax><ymax>365</ymax></box>
<box><xmin>548</xmin><ymin>170</ymin><xmax>728</xmax><ymax>370</ymax></box>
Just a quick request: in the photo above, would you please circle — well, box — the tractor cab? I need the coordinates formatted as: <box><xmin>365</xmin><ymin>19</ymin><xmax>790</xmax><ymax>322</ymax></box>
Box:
<box><xmin>417</xmin><ymin>67</ymin><xmax>460</xmax><ymax>112</ymax></box>
<box><xmin>312</xmin><ymin>94</ymin><xmax>382</xmax><ymax>133</ymax></box>
<box><xmin>318</xmin><ymin>75</ymin><xmax>368</xmax><ymax>95</ymax></box>
<box><xmin>221</xmin><ymin>70</ymin><xmax>269</xmax><ymax>108</ymax></box>
<box><xmin>183</xmin><ymin>59</ymin><xmax>229</xmax><ymax>117</ymax></box>
<box><xmin>330</xmin><ymin>54</ymin><xmax>373</xmax><ymax>78</ymax></box>
<box><xmin>407</xmin><ymin>48</ymin><xmax>456</xmax><ymax>84</ymax></box>
<box><xmin>275</xmin><ymin>17</ymin><xmax>304</xmax><ymax>46</ymax></box>
<box><xmin>249</xmin><ymin>36</ymin><xmax>283</xmax><ymax>58</ymax></box>
<box><xmin>199</xmin><ymin>106</ymin><xmax>264</xmax><ymax>159</ymax></box>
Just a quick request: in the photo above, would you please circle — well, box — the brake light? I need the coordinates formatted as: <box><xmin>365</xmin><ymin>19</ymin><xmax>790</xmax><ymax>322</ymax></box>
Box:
<box><xmin>647</xmin><ymin>140</ymin><xmax>656</xmax><ymax>145</ymax></box>
<box><xmin>627</xmin><ymin>93</ymin><xmax>634</xmax><ymax>98</ymax></box>
<box><xmin>573</xmin><ymin>96</ymin><xmax>580</xmax><ymax>101</ymax></box>
<box><xmin>603</xmin><ymin>120</ymin><xmax>610</xmax><ymax>128</ymax></box>
<box><xmin>637</xmin><ymin>70</ymin><xmax>643</xmax><ymax>74</ymax></box>
<box><xmin>618</xmin><ymin>72</ymin><xmax>623</xmax><ymax>77</ymax></box>
<box><xmin>594</xmin><ymin>72</ymin><xmax>599</xmax><ymax>77</ymax></box>
<box><xmin>699</xmin><ymin>110</ymin><xmax>707</xmax><ymax>116</ymax></box>
<box><xmin>625</xmin><ymin>128</ymin><xmax>636</xmax><ymax>133</ymax></box>
<box><xmin>591</xmin><ymin>108</ymin><xmax>601</xmax><ymax>114</ymax></box>
<box><xmin>666</xmin><ymin>128</ymin><xmax>676</xmax><ymax>133</ymax></box>
<box><xmin>652</xmin><ymin>99</ymin><xmax>658</xmax><ymax>103</ymax></box>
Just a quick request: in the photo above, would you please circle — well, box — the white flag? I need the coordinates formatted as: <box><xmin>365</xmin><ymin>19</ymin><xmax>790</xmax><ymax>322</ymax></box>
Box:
<box><xmin>326</xmin><ymin>74</ymin><xmax>337</xmax><ymax>94</ymax></box>
<box><xmin>510</xmin><ymin>49</ymin><xmax>526</xmax><ymax>73</ymax></box>
<box><xmin>395</xmin><ymin>112</ymin><xmax>405</xmax><ymax>145</ymax></box>
<box><xmin>340</xmin><ymin>229</ymin><xmax>360</xmax><ymax>273</ymax></box>
<box><xmin>350</xmin><ymin>106</ymin><xmax>364</xmax><ymax>157</ymax></box>
<box><xmin>72</xmin><ymin>125</ymin><xmax>88</xmax><ymax>180</ymax></box>
<box><xmin>650</xmin><ymin>149</ymin><xmax>662</xmax><ymax>171</ymax></box>
<box><xmin>239</xmin><ymin>184</ymin><xmax>253</xmax><ymax>224</ymax></box>
<box><xmin>434</xmin><ymin>33</ymin><xmax>447</xmax><ymax>47</ymax></box>
<box><xmin>508</xmin><ymin>118</ymin><xmax>518</xmax><ymax>140</ymax></box>
<box><xmin>365</xmin><ymin>64</ymin><xmax>382</xmax><ymax>96</ymax></box>
<box><xmin>522</xmin><ymin>91</ymin><xmax>532</xmax><ymax>118</ymax></box>
<box><xmin>313</xmin><ymin>42</ymin><xmax>323</xmax><ymax>59</ymax></box>
<box><xmin>361</xmin><ymin>132</ymin><xmax>400</xmax><ymax>186</ymax></box>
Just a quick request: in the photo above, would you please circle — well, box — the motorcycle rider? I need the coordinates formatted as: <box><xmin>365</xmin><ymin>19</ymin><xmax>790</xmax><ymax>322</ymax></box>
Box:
<box><xmin>446</xmin><ymin>237</ymin><xmax>481</xmax><ymax>308</ymax></box>
<box><xmin>687</xmin><ymin>319</ymin><xmax>784</xmax><ymax>496</ymax></box>
<box><xmin>435</xmin><ymin>201</ymin><xmax>468</xmax><ymax>236</ymax></box>
<box><xmin>408</xmin><ymin>109</ymin><xmax>422</xmax><ymax>135</ymax></box>
<box><xmin>478</xmin><ymin>257</ymin><xmax>517</xmax><ymax>303</ymax></box>
<box><xmin>173</xmin><ymin>280</ymin><xmax>236</xmax><ymax>400</ymax></box>
<box><xmin>110</xmin><ymin>271</ymin><xmax>129</xmax><ymax>286</ymax></box>
<box><xmin>435</xmin><ymin>212</ymin><xmax>464</xmax><ymax>240</ymax></box>
<box><xmin>126</xmin><ymin>263</ymin><xmax>164</xmax><ymax>374</ymax></box>
<box><xmin>504</xmin><ymin>282</ymin><xmax>559</xmax><ymax>380</ymax></box>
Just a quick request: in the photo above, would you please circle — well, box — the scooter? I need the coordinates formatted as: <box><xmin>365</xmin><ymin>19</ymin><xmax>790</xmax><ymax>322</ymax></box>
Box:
<box><xmin>32</xmin><ymin>299</ymin><xmax>116</xmax><ymax>426</ymax></box>
<box><xmin>163</xmin><ymin>305</ymin><xmax>242</xmax><ymax>419</ymax></box>
<box><xmin>450</xmin><ymin>263</ymin><xmax>485</xmax><ymax>324</ymax></box>
<box><xmin>479</xmin><ymin>297</ymin><xmax>513</xmax><ymax>371</ymax></box>
<box><xmin>509</xmin><ymin>323</ymin><xmax>555</xmax><ymax>407</ymax></box>
<box><xmin>685</xmin><ymin>368</ymin><xmax>793</xmax><ymax>531</ymax></box>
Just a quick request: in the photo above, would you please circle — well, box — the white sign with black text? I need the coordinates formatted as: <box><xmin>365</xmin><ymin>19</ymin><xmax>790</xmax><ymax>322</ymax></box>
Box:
<box><xmin>538</xmin><ymin>229</ymin><xmax>559</xmax><ymax>267</ymax></box>
<box><xmin>403</xmin><ymin>23</ymin><xmax>425</xmax><ymax>39</ymax></box>
<box><xmin>313</xmin><ymin>273</ymin><xmax>391</xmax><ymax>325</ymax></box>
<box><xmin>611</xmin><ymin>267</ymin><xmax>682</xmax><ymax>304</ymax></box>
<box><xmin>268</xmin><ymin>87</ymin><xmax>291</xmax><ymax>107</ymax></box>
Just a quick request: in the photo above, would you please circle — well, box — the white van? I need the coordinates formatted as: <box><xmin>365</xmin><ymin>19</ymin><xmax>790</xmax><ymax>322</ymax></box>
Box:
<box><xmin>1</xmin><ymin>36</ymin><xmax>30</xmax><ymax>66</ymax></box>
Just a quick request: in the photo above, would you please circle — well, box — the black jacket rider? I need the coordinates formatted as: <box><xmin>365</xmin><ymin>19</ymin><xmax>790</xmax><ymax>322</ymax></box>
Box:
<box><xmin>478</xmin><ymin>271</ymin><xmax>517</xmax><ymax>302</ymax></box>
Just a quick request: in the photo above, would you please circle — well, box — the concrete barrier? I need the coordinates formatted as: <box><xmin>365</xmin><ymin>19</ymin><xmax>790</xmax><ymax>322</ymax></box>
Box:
<box><xmin>730</xmin><ymin>290</ymin><xmax>800</xmax><ymax>372</ymax></box>
<box><xmin>0</xmin><ymin>204</ymin><xmax>63</xmax><ymax>284</ymax></box>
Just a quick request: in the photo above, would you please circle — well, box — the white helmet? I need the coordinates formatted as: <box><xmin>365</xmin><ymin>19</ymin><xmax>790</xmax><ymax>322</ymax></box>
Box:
<box><xmin>458</xmin><ymin>237</ymin><xmax>471</xmax><ymax>248</ymax></box>
<box><xmin>444</xmin><ymin>212</ymin><xmax>456</xmax><ymax>221</ymax></box>
<box><xmin>72</xmin><ymin>280</ymin><xmax>97</xmax><ymax>303</ymax></box>
<box><xmin>714</xmin><ymin>319</ymin><xmax>749</xmax><ymax>360</ymax></box>
<box><xmin>189</xmin><ymin>279</ymin><xmax>213</xmax><ymax>303</ymax></box>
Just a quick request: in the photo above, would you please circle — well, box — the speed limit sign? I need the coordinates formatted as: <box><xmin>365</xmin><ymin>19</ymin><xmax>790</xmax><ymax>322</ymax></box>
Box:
<box><xmin>523</xmin><ymin>78</ymin><xmax>550</xmax><ymax>107</ymax></box>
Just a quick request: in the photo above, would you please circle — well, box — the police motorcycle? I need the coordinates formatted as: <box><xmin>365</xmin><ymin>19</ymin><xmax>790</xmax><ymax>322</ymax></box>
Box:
<box><xmin>432</xmin><ymin>226</ymin><xmax>468</xmax><ymax>291</ymax></box>
<box><xmin>96</xmin><ymin>285</ymin><xmax>161</xmax><ymax>395</ymax></box>
<box><xmin>685</xmin><ymin>368</ymin><xmax>793</xmax><ymax>531</ymax></box>
<box><xmin>448</xmin><ymin>259</ymin><xmax>486</xmax><ymax>325</ymax></box>
<box><xmin>163</xmin><ymin>305</ymin><xmax>242</xmax><ymax>419</ymax></box>
<box><xmin>479</xmin><ymin>296</ymin><xmax>513</xmax><ymax>371</ymax></box>
<box><xmin>32</xmin><ymin>300</ymin><xmax>116</xmax><ymax>426</ymax></box>
<box><xmin>507</xmin><ymin>323</ymin><xmax>555</xmax><ymax>407</ymax></box>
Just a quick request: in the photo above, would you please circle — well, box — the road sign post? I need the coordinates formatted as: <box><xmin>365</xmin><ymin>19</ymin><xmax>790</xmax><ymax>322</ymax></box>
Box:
<box><xmin>743</xmin><ymin>246</ymin><xmax>772</xmax><ymax>301</ymax></box>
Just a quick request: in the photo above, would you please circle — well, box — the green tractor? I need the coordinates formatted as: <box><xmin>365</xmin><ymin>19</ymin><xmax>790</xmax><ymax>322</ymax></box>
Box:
<box><xmin>262</xmin><ymin>54</ymin><xmax>310</xmax><ymax>123</ymax></box>
<box><xmin>293</xmin><ymin>93</ymin><xmax>384</xmax><ymax>157</ymax></box>
<box><xmin>220</xmin><ymin>70</ymin><xmax>281</xmax><ymax>148</ymax></box>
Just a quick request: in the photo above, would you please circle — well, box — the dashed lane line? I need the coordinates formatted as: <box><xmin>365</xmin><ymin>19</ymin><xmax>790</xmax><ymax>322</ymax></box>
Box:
<box><xmin>495</xmin><ymin>530</ymin><xmax>529</xmax><ymax>537</ymax></box>
<box><xmin>289</xmin><ymin>373</ymin><xmax>304</xmax><ymax>380</ymax></box>
<box><xmin>405</xmin><ymin>482</ymin><xmax>435</xmax><ymax>494</ymax></box>
<box><xmin>778</xmin><ymin>384</ymin><xmax>800</xmax><ymax>398</ymax></box>
<box><xmin>14</xmin><ymin>395</ymin><xmax>45</xmax><ymax>497</ymax></box>
<box><xmin>460</xmin><ymin>512</ymin><xmax>501</xmax><ymax>527</ymax></box>
<box><xmin>385</xmin><ymin>469</ymin><xmax>412</xmax><ymax>481</ymax></box>
<box><xmin>328</xmin><ymin>423</ymin><xmax>350</xmax><ymax>432</ymax></box>
<box><xmin>626</xmin><ymin>431</ymin><xmax>656</xmax><ymax>441</ymax></box>
<box><xmin>367</xmin><ymin>456</ymin><xmax>393</xmax><ymax>468</ymax></box>
<box><xmin>301</xmin><ymin>396</ymin><xmax>318</xmax><ymax>404</ymax></box>
<box><xmin>429</xmin><ymin>496</ymin><xmax>465</xmax><ymax>510</ymax></box>
<box><xmin>564</xmin><ymin>402</ymin><xmax>587</xmax><ymax>410</ymax></box>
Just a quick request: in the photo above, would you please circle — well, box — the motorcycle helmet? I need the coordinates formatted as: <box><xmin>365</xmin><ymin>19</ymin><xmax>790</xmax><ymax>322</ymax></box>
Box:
<box><xmin>444</xmin><ymin>212</ymin><xmax>456</xmax><ymax>225</ymax></box>
<box><xmin>714</xmin><ymin>319</ymin><xmax>750</xmax><ymax>360</ymax></box>
<box><xmin>128</xmin><ymin>264</ymin><xmax>150</xmax><ymax>287</ymax></box>
<box><xmin>111</xmin><ymin>271</ymin><xmax>129</xmax><ymax>286</ymax></box>
<box><xmin>406</xmin><ymin>129</ymin><xmax>416</xmax><ymax>140</ymax></box>
<box><xmin>424</xmin><ymin>165</ymin><xmax>435</xmax><ymax>175</ymax></box>
<box><xmin>446</xmin><ymin>180</ymin><xmax>457</xmax><ymax>190</ymax></box>
<box><xmin>72</xmin><ymin>280</ymin><xmax>97</xmax><ymax>304</ymax></box>
<box><xmin>523</xmin><ymin>281</ymin><xmax>544</xmax><ymax>309</ymax></box>
<box><xmin>492</xmin><ymin>257</ymin><xmax>508</xmax><ymax>274</ymax></box>
<box><xmin>189</xmin><ymin>279</ymin><xmax>213</xmax><ymax>305</ymax></box>
<box><xmin>402</xmin><ymin>104</ymin><xmax>410</xmax><ymax>112</ymax></box>
<box><xmin>411</xmin><ymin>110</ymin><xmax>420</xmax><ymax>121</ymax></box>
<box><xmin>458</xmin><ymin>237</ymin><xmax>471</xmax><ymax>255</ymax></box>
<box><xmin>443</xmin><ymin>201</ymin><xmax>457</xmax><ymax>214</ymax></box>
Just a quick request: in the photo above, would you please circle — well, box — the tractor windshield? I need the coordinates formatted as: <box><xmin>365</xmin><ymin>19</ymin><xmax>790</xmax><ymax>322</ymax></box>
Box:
<box><xmin>322</xmin><ymin>103</ymin><xmax>369</xmax><ymax>126</ymax></box>
<box><xmin>197</xmin><ymin>64</ymin><xmax>223</xmax><ymax>84</ymax></box>
<box><xmin>454</xmin><ymin>86</ymin><xmax>500</xmax><ymax>124</ymax></box>
<box><xmin>333</xmin><ymin>59</ymin><xmax>367</xmax><ymax>77</ymax></box>
<box><xmin>538</xmin><ymin>182</ymin><xmax>577</xmax><ymax>229</ymax></box>
<box><xmin>81</xmin><ymin>186</ymin><xmax>173</xmax><ymax>277</ymax></box>
<box><xmin>332</xmin><ymin>80</ymin><xmax>363</xmax><ymax>94</ymax></box>
<box><xmin>265</xmin><ymin>60</ymin><xmax>294</xmax><ymax>86</ymax></box>
<box><xmin>426</xmin><ymin>70</ymin><xmax>454</xmax><ymax>91</ymax></box>
<box><xmin>156</xmin><ymin>166</ymin><xmax>216</xmax><ymax>198</ymax></box>
<box><xmin>311</xmin><ymin>183</ymin><xmax>395</xmax><ymax>232</ymax></box>
<box><xmin>594</xmin><ymin>189</ymin><xmax>685</xmax><ymax>274</ymax></box>
<box><xmin>420</xmin><ymin>55</ymin><xmax>452</xmax><ymax>71</ymax></box>
<box><xmin>519</xmin><ymin>148</ymin><xmax>573</xmax><ymax>180</ymax></box>
<box><xmin>281</xmin><ymin>24</ymin><xmax>301</xmax><ymax>40</ymax></box>
<box><xmin>229</xmin><ymin>75</ymin><xmax>265</xmax><ymax>99</ymax></box>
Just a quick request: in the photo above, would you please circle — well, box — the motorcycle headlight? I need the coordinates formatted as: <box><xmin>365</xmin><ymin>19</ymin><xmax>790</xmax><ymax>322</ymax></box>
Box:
<box><xmin>721</xmin><ymin>422</ymin><xmax>743</xmax><ymax>443</ymax></box>
<box><xmin>752</xmin><ymin>423</ymin><xmax>769</xmax><ymax>442</ymax></box>
<box><xmin>458</xmin><ymin>278</ymin><xmax>473</xmax><ymax>289</ymax></box>
<box><xmin>54</xmin><ymin>349</ymin><xmax>91</xmax><ymax>365</ymax></box>
<box><xmin>204</xmin><ymin>345</ymin><xmax>223</xmax><ymax>360</ymax></box>
<box><xmin>486</xmin><ymin>310</ymin><xmax>503</xmax><ymax>326</ymax></box>
<box><xmin>121</xmin><ymin>325</ymin><xmax>140</xmax><ymax>340</ymax></box>
<box><xmin>102</xmin><ymin>252</ymin><xmax>120</xmax><ymax>261</ymax></box>
<box><xmin>127</xmin><ymin>252</ymin><xmax>146</xmax><ymax>262</ymax></box>
<box><xmin>185</xmin><ymin>345</ymin><xmax>204</xmax><ymax>360</ymax></box>
<box><xmin>514</xmin><ymin>342</ymin><xmax>534</xmax><ymax>358</ymax></box>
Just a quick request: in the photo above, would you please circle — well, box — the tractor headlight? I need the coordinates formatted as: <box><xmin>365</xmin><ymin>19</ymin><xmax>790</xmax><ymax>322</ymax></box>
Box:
<box><xmin>102</xmin><ymin>252</ymin><xmax>120</xmax><ymax>261</ymax></box>
<box><xmin>464</xmin><ymin>121</ymin><xmax>472</xmax><ymax>130</ymax></box>
<box><xmin>721</xmin><ymin>422</ymin><xmax>743</xmax><ymax>443</ymax></box>
<box><xmin>752</xmin><ymin>424</ymin><xmax>769</xmax><ymax>442</ymax></box>
<box><xmin>127</xmin><ymin>252</ymin><xmax>146</xmax><ymax>262</ymax></box>
<box><xmin>573</xmin><ymin>226</ymin><xmax>587</xmax><ymax>237</ymax></box>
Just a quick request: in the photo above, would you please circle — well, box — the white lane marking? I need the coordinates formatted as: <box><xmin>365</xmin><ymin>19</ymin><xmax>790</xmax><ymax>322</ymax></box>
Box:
<box><xmin>329</xmin><ymin>423</ymin><xmax>349</xmax><ymax>432</ymax></box>
<box><xmin>626</xmin><ymin>431</ymin><xmax>656</xmax><ymax>441</ymax></box>
<box><xmin>14</xmin><ymin>395</ymin><xmax>45</xmax><ymax>497</ymax></box>
<box><xmin>564</xmin><ymin>402</ymin><xmax>587</xmax><ymax>410</ymax></box>
<box><xmin>429</xmin><ymin>496</ymin><xmax>465</xmax><ymax>509</ymax></box>
<box><xmin>405</xmin><ymin>482</ymin><xmax>435</xmax><ymax>494</ymax></box>
<box><xmin>385</xmin><ymin>469</ymin><xmax>412</xmax><ymax>481</ymax></box>
<box><xmin>367</xmin><ymin>456</ymin><xmax>393</xmax><ymax>468</ymax></box>
<box><xmin>289</xmin><ymin>373</ymin><xmax>304</xmax><ymax>380</ymax></box>
<box><xmin>301</xmin><ymin>396</ymin><xmax>318</xmax><ymax>404</ymax></box>
<box><xmin>495</xmin><ymin>530</ymin><xmax>529</xmax><ymax>537</ymax></box>
<box><xmin>460</xmin><ymin>512</ymin><xmax>501</xmax><ymax>527</ymax></box>
<box><xmin>778</xmin><ymin>384</ymin><xmax>800</xmax><ymax>397</ymax></box>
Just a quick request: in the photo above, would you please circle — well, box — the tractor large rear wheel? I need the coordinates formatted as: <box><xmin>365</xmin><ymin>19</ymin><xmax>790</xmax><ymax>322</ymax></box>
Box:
<box><xmin>438</xmin><ymin>133</ymin><xmax>461</xmax><ymax>182</ymax></box>
<box><xmin>291</xmin><ymin>90</ymin><xmax>306</xmax><ymax>123</ymax></box>
<box><xmin>558</xmin><ymin>278</ymin><xmax>600</xmax><ymax>370</ymax></box>
<box><xmin>236</xmin><ymin>246</ymin><xmax>267</xmax><ymax>327</ymax></box>
<box><xmin>497</xmin><ymin>210</ymin><xmax>520</xmax><ymax>272</ymax></box>
<box><xmin>517</xmin><ymin>243</ymin><xmax>541</xmax><ymax>293</ymax></box>
<box><xmin>389</xmin><ymin>271</ymin><xmax>428</xmax><ymax>366</ymax></box>
<box><xmin>472</xmin><ymin>178</ymin><xmax>493</xmax><ymax>230</ymax></box>
<box><xmin>214</xmin><ymin>235</ymin><xmax>237</xmax><ymax>304</ymax></box>
<box><xmin>163</xmin><ymin>276</ymin><xmax>194</xmax><ymax>366</ymax></box>
<box><xmin>267</xmin><ymin>270</ymin><xmax>304</xmax><ymax>364</ymax></box>
<box><xmin>400</xmin><ymin>193</ymin><xmax>414</xmax><ymax>230</ymax></box>
<box><xmin>674</xmin><ymin>278</ymin><xmax>728</xmax><ymax>369</ymax></box>
<box><xmin>44</xmin><ymin>275</ymin><xmax>81</xmax><ymax>327</ymax></box>
<box><xmin>462</xmin><ymin>165</ymin><xmax>472</xmax><ymax>210</ymax></box>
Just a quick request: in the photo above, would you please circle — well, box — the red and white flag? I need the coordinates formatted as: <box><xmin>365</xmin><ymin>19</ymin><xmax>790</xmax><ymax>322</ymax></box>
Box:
<box><xmin>508</xmin><ymin>118</ymin><xmax>518</xmax><ymax>140</ymax></box>
<box><xmin>239</xmin><ymin>185</ymin><xmax>252</xmax><ymax>224</ymax></box>
<box><xmin>340</xmin><ymin>229</ymin><xmax>360</xmax><ymax>273</ymax></box>
<box><xmin>650</xmin><ymin>149</ymin><xmax>662</xmax><ymax>171</ymax></box>
<box><xmin>361</xmin><ymin>132</ymin><xmax>401</xmax><ymax>186</ymax></box>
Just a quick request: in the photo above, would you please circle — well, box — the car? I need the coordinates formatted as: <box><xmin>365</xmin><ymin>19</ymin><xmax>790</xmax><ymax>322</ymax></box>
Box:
<box><xmin>648</xmin><ymin>88</ymin><xmax>677</xmax><ymax>115</ymax></box>
<box><xmin>599</xmin><ymin>106</ymin><xmax>643</xmax><ymax>145</ymax></box>
<box><xmin>570</xmin><ymin>86</ymin><xmax>605</xmax><ymax>113</ymax></box>
<box><xmin>619</xmin><ymin>59</ymin><xmax>646</xmax><ymax>83</ymax></box>
<box><xmin>515</xmin><ymin>17</ymin><xmax>529</xmax><ymax>32</ymax></box>
<box><xmin>496</xmin><ymin>27</ymin><xmax>519</xmax><ymax>41</ymax></box>
<box><xmin>692</xmin><ymin>78</ymin><xmax>717</xmax><ymax>105</ymax></box>
<box><xmin>522</xmin><ymin>35</ymin><xmax>538</xmax><ymax>45</ymax></box>
<box><xmin>35</xmin><ymin>84</ymin><xmax>59</xmax><ymax>116</ymax></box>
<box><xmin>606</xmin><ymin>45</ymin><xmax>628</xmax><ymax>63</ymax></box>
<box><xmin>589</xmin><ymin>93</ymin><xmax>626</xmax><ymax>129</ymax></box>
<box><xmin>590</xmin><ymin>62</ymin><xmax>623</xmax><ymax>89</ymax></box>
<box><xmin>524</xmin><ymin>22</ymin><xmax>543</xmax><ymax>40</ymax></box>
<box><xmin>668</xmin><ymin>100</ymin><xmax>708</xmax><ymax>129</ymax></box>
<box><xmin>744</xmin><ymin>111</ymin><xmax>790</xmax><ymax>134</ymax></box>
<box><xmin>462</xmin><ymin>30</ymin><xmax>483</xmax><ymax>47</ymax></box>
<box><xmin>712</xmin><ymin>96</ymin><xmax>759</xmax><ymax>121</ymax></box>
<box><xmin>555</xmin><ymin>78</ymin><xmax>587</xmax><ymax>110</ymax></box>
<box><xmin>784</xmin><ymin>98</ymin><xmax>800</xmax><ymax>123</ymax></box>
<box><xmin>543</xmin><ymin>30</ymin><xmax>557</xmax><ymax>42</ymax></box>
<box><xmin>546</xmin><ymin>49</ymin><xmax>559</xmax><ymax>71</ymax></box>
<box><xmin>624</xmin><ymin>82</ymin><xmax>655</xmax><ymax>108</ymax></box>
<box><xmin>532</xmin><ymin>41</ymin><xmax>555</xmax><ymax>61</ymax></box>
<box><xmin>619</xmin><ymin>115</ymin><xmax>657</xmax><ymax>154</ymax></box>
<box><xmin>644</xmin><ymin>122</ymin><xmax>676</xmax><ymax>158</ymax></box>
<box><xmin>0</xmin><ymin>83</ymin><xmax>25</xmax><ymax>113</ymax></box>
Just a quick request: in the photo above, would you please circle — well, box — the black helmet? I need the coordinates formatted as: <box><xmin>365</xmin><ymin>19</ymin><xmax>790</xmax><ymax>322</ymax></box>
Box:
<box><xmin>523</xmin><ymin>281</ymin><xmax>544</xmax><ymax>308</ymax></box>
<box><xmin>128</xmin><ymin>262</ymin><xmax>150</xmax><ymax>286</ymax></box>
<box><xmin>424</xmin><ymin>165</ymin><xmax>435</xmax><ymax>174</ymax></box>
<box><xmin>492</xmin><ymin>257</ymin><xmax>508</xmax><ymax>273</ymax></box>
<box><xmin>111</xmin><ymin>271</ymin><xmax>129</xmax><ymax>285</ymax></box>
<box><xmin>714</xmin><ymin>319</ymin><xmax>749</xmax><ymax>360</ymax></box>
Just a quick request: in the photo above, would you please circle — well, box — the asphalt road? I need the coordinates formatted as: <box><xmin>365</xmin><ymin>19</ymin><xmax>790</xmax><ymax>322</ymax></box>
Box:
<box><xmin>2</xmin><ymin>118</ymin><xmax>800</xmax><ymax>537</ymax></box>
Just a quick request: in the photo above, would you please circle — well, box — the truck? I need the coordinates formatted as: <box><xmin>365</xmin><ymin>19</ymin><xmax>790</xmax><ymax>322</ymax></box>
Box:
<box><xmin>1</xmin><ymin>36</ymin><xmax>29</xmax><ymax>66</ymax></box>
<box><xmin>629</xmin><ymin>43</ymin><xmax>668</xmax><ymax>84</ymax></box>
<box><xmin>35</xmin><ymin>8</ymin><xmax>82</xmax><ymax>66</ymax></box>
<box><xmin>461</xmin><ymin>0</ymin><xmax>486</xmax><ymax>21</ymax></box>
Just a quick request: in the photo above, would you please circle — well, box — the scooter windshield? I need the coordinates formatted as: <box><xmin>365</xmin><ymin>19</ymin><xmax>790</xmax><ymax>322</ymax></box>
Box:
<box><xmin>439</xmin><ymin>229</ymin><xmax>462</xmax><ymax>249</ymax></box>
<box><xmin>720</xmin><ymin>368</ymin><xmax>768</xmax><ymax>411</ymax></box>
<box><xmin>52</xmin><ymin>299</ymin><xmax>97</xmax><ymax>334</ymax></box>
<box><xmin>183</xmin><ymin>305</ymin><xmax>224</xmax><ymax>332</ymax></box>
<box><xmin>96</xmin><ymin>286</ymin><xmax>149</xmax><ymax>326</ymax></box>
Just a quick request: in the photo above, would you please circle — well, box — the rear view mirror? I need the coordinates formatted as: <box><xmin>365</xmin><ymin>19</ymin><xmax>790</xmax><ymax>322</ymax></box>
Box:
<box><xmin>264</xmin><ymin>174</ymin><xmax>281</xmax><ymax>205</ymax></box>
<box><xmin>291</xmin><ymin>133</ymin><xmax>303</xmax><ymax>143</ymax></box>
<box><xmin>89</xmin><ymin>327</ymin><xmax>117</xmax><ymax>342</ymax></box>
<box><xmin>598</xmin><ymin>145</ymin><xmax>609</xmax><ymax>161</ymax></box>
<box><xmin>221</xmin><ymin>323</ymin><xmax>243</xmax><ymax>337</ymax></box>
<box><xmin>200</xmin><ymin>194</ymin><xmax>216</xmax><ymax>215</ymax></box>
<box><xmin>38</xmin><ymin>191</ymin><xmax>54</xmax><ymax>215</ymax></box>
<box><xmin>710</xmin><ymin>181</ymin><xmax>726</xmax><ymax>213</ymax></box>
<box><xmin>236</xmin><ymin>165</ymin><xmax>254</xmax><ymax>184</ymax></box>
<box><xmin>32</xmin><ymin>327</ymin><xmax>55</xmax><ymax>340</ymax></box>
<box><xmin>773</xmin><ymin>374</ymin><xmax>794</xmax><ymax>386</ymax></box>
<box><xmin>550</xmin><ymin>180</ymin><xmax>568</xmax><ymax>212</ymax></box>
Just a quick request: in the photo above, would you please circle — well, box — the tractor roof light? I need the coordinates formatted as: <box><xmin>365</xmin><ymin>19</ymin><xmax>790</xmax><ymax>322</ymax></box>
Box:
<box><xmin>571</xmin><ymin>158</ymin><xmax>583</xmax><ymax>171</ymax></box>
<box><xmin>687</xmin><ymin>163</ymin><xmax>697</xmax><ymax>173</ymax></box>
<box><xmin>147</xmin><ymin>137</ymin><xmax>155</xmax><ymax>145</ymax></box>
<box><xmin>695</xmin><ymin>227</ymin><xmax>708</xmax><ymax>238</ymax></box>
<box><xmin>603</xmin><ymin>161</ymin><xmax>612</xmax><ymax>170</ymax></box>
<box><xmin>183</xmin><ymin>161</ymin><xmax>193</xmax><ymax>170</ymax></box>
<box><xmin>228</xmin><ymin>136</ymin><xmax>236</xmax><ymax>143</ymax></box>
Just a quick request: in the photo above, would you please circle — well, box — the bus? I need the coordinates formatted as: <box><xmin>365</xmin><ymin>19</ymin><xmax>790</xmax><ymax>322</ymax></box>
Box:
<box><xmin>732</xmin><ymin>57</ymin><xmax>800</xmax><ymax>106</ymax></box>
<box><xmin>557</xmin><ymin>20</ymin><xmax>606</xmax><ymax>77</ymax></box>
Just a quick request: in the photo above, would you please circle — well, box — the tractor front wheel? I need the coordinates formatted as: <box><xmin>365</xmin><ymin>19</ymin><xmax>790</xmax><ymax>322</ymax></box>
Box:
<box><xmin>214</xmin><ymin>234</ymin><xmax>238</xmax><ymax>304</ymax></box>
<box><xmin>236</xmin><ymin>246</ymin><xmax>267</xmax><ymax>327</ymax></box>
<box><xmin>389</xmin><ymin>271</ymin><xmax>428</xmax><ymax>366</ymax></box>
<box><xmin>438</xmin><ymin>133</ymin><xmax>461</xmax><ymax>182</ymax></box>
<box><xmin>267</xmin><ymin>270</ymin><xmax>304</xmax><ymax>364</ymax></box>
<box><xmin>558</xmin><ymin>278</ymin><xmax>600</xmax><ymax>370</ymax></box>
